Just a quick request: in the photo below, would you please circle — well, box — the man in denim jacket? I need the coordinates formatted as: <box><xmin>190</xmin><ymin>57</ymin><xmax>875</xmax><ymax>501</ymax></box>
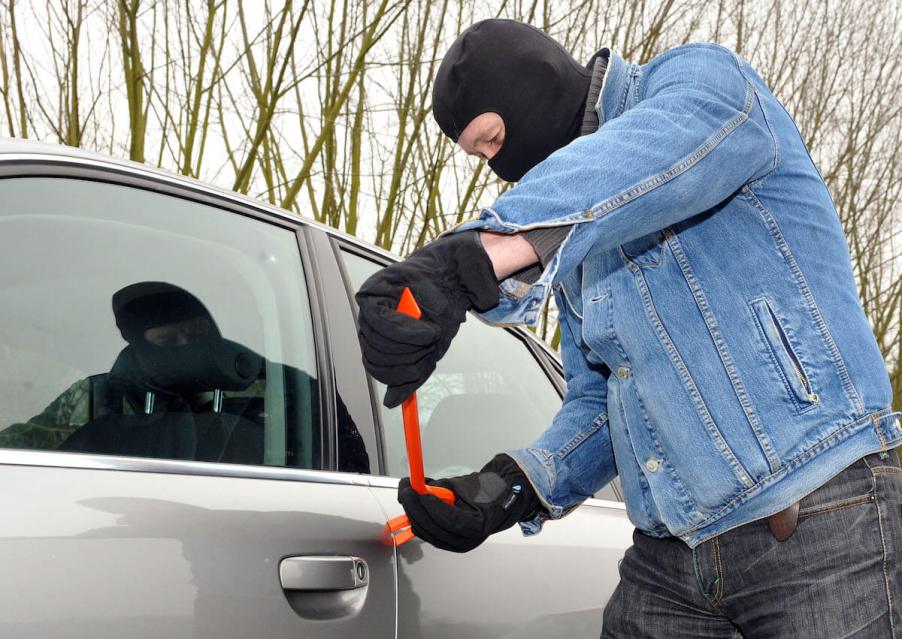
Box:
<box><xmin>355</xmin><ymin>19</ymin><xmax>902</xmax><ymax>637</ymax></box>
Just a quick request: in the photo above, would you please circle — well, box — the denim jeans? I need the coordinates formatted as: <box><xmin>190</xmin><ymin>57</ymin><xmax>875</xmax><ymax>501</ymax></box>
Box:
<box><xmin>601</xmin><ymin>450</ymin><xmax>902</xmax><ymax>638</ymax></box>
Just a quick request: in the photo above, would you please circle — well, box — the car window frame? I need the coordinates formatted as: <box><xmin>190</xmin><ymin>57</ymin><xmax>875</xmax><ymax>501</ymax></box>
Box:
<box><xmin>304</xmin><ymin>228</ymin><xmax>384</xmax><ymax>475</ymax></box>
<box><xmin>0</xmin><ymin>156</ymin><xmax>370</xmax><ymax>484</ymax></box>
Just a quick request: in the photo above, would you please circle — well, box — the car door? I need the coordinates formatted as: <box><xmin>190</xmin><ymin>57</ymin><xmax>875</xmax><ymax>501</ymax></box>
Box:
<box><xmin>0</xmin><ymin>171</ymin><xmax>394</xmax><ymax>639</ymax></box>
<box><xmin>333</xmin><ymin>242</ymin><xmax>633</xmax><ymax>639</ymax></box>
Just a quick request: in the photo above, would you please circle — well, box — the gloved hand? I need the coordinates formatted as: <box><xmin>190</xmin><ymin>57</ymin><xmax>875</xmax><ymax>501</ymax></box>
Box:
<box><xmin>355</xmin><ymin>231</ymin><xmax>499</xmax><ymax>407</ymax></box>
<box><xmin>398</xmin><ymin>453</ymin><xmax>542</xmax><ymax>552</ymax></box>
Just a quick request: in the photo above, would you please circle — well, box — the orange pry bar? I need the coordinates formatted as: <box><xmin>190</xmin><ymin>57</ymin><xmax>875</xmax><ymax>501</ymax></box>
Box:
<box><xmin>385</xmin><ymin>288</ymin><xmax>455</xmax><ymax>546</ymax></box>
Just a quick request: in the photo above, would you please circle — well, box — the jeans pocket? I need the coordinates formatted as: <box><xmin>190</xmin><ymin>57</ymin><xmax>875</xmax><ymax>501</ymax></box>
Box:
<box><xmin>797</xmin><ymin>457</ymin><xmax>876</xmax><ymax>520</ymax></box>
<box><xmin>798</xmin><ymin>493</ymin><xmax>875</xmax><ymax>520</ymax></box>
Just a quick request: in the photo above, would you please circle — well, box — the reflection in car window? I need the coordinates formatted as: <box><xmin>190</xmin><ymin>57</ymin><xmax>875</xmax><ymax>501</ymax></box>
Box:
<box><xmin>0</xmin><ymin>177</ymin><xmax>366</xmax><ymax>473</ymax></box>
<box><xmin>341</xmin><ymin>249</ymin><xmax>561</xmax><ymax>479</ymax></box>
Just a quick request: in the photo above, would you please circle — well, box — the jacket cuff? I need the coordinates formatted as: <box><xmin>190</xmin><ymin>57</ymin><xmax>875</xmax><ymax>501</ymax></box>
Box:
<box><xmin>445</xmin><ymin>221</ymin><xmax>575</xmax><ymax>327</ymax></box>
<box><xmin>503</xmin><ymin>447</ymin><xmax>568</xmax><ymax>536</ymax></box>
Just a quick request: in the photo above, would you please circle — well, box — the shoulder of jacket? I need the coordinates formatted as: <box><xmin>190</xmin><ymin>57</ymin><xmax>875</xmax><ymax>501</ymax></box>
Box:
<box><xmin>642</xmin><ymin>42</ymin><xmax>740</xmax><ymax>73</ymax></box>
<box><xmin>640</xmin><ymin>43</ymin><xmax>747</xmax><ymax>94</ymax></box>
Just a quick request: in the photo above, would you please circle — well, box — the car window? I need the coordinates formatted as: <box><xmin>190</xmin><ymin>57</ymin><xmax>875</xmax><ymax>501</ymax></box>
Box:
<box><xmin>0</xmin><ymin>177</ymin><xmax>350</xmax><ymax>471</ymax></box>
<box><xmin>341</xmin><ymin>249</ymin><xmax>564</xmax><ymax>479</ymax></box>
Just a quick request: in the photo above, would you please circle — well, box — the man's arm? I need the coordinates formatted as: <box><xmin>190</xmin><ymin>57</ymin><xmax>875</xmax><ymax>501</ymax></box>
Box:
<box><xmin>396</xmin><ymin>281</ymin><xmax>615</xmax><ymax>550</ymax></box>
<box><xmin>504</xmin><ymin>283</ymin><xmax>616</xmax><ymax>531</ymax></box>
<box><xmin>478</xmin><ymin>231</ymin><xmax>539</xmax><ymax>279</ymax></box>
<box><xmin>476</xmin><ymin>46</ymin><xmax>777</xmax><ymax>284</ymax></box>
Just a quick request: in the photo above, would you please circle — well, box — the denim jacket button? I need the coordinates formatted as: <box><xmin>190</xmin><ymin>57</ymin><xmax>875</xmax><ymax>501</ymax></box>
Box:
<box><xmin>617</xmin><ymin>366</ymin><xmax>631</xmax><ymax>379</ymax></box>
<box><xmin>645</xmin><ymin>459</ymin><xmax>660</xmax><ymax>473</ymax></box>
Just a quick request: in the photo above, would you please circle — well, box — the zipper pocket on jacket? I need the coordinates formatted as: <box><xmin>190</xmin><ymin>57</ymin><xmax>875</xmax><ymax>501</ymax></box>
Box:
<box><xmin>750</xmin><ymin>298</ymin><xmax>819</xmax><ymax>406</ymax></box>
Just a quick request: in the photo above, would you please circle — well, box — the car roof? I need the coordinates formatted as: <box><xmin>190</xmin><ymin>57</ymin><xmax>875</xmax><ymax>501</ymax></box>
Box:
<box><xmin>0</xmin><ymin>137</ymin><xmax>396</xmax><ymax>261</ymax></box>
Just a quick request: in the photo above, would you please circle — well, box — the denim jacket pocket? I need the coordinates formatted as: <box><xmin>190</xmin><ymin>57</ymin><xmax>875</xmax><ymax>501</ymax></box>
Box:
<box><xmin>618</xmin><ymin>229</ymin><xmax>667</xmax><ymax>267</ymax></box>
<box><xmin>749</xmin><ymin>297</ymin><xmax>819</xmax><ymax>411</ymax></box>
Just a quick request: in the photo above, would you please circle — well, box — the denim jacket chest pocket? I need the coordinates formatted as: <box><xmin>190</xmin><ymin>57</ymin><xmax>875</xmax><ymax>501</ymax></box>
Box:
<box><xmin>618</xmin><ymin>229</ymin><xmax>667</xmax><ymax>268</ymax></box>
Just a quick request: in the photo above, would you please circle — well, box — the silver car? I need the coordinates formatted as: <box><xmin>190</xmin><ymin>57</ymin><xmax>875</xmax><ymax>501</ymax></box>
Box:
<box><xmin>0</xmin><ymin>139</ymin><xmax>632</xmax><ymax>638</ymax></box>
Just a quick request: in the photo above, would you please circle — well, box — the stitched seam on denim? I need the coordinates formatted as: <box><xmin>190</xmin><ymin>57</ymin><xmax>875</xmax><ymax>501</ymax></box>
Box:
<box><xmin>865</xmin><ymin>456</ymin><xmax>895</xmax><ymax>632</ymax></box>
<box><xmin>863</xmin><ymin>453</ymin><xmax>877</xmax><ymax>472</ymax></box>
<box><xmin>597</xmin><ymin>274</ymin><xmax>629</xmax><ymax>362</ymax></box>
<box><xmin>586</xmin><ymin>107</ymin><xmax>751</xmax><ymax>219</ymax></box>
<box><xmin>750</xmin><ymin>295</ymin><xmax>818</xmax><ymax>413</ymax></box>
<box><xmin>711</xmin><ymin>537</ymin><xmax>725</xmax><ymax>605</ymax></box>
<box><xmin>617</xmin><ymin>230</ymin><xmax>665</xmax><ymax>269</ymax></box>
<box><xmin>740</xmin><ymin>187</ymin><xmax>865</xmax><ymax>413</ymax></box>
<box><xmin>872</xmin><ymin>467</ymin><xmax>902</xmax><ymax>476</ymax></box>
<box><xmin>680</xmin><ymin>408</ymin><xmax>899</xmax><ymax>537</ymax></box>
<box><xmin>614</xmin><ymin>66</ymin><xmax>632</xmax><ymax>117</ymax></box>
<box><xmin>631</xmin><ymin>68</ymin><xmax>642</xmax><ymax>106</ymax></box>
<box><xmin>760</xmin><ymin>298</ymin><xmax>818</xmax><ymax>405</ymax></box>
<box><xmin>573</xmin><ymin>79</ymin><xmax>756</xmax><ymax>225</ymax></box>
<box><xmin>523</xmin><ymin>447</ymin><xmax>560</xmax><ymax>516</ymax></box>
<box><xmin>631</xmin><ymin>381</ymin><xmax>700</xmax><ymax>519</ymax></box>
<box><xmin>666</xmin><ymin>230</ymin><xmax>780</xmax><ymax>472</ymax></box>
<box><xmin>476</xmin><ymin>211</ymin><xmax>584</xmax><ymax>232</ymax></box>
<box><xmin>556</xmin><ymin>281</ymin><xmax>584</xmax><ymax>321</ymax></box>
<box><xmin>877</xmin><ymin>422</ymin><xmax>888</xmax><ymax>450</ymax></box>
<box><xmin>596</xmin><ymin>54</ymin><xmax>612</xmax><ymax>127</ymax></box>
<box><xmin>691</xmin><ymin>547</ymin><xmax>707</xmax><ymax>600</ymax></box>
<box><xmin>872</xmin><ymin>414</ymin><xmax>888</xmax><ymax>450</ymax></box>
<box><xmin>801</xmin><ymin>499</ymin><xmax>875</xmax><ymax>520</ymax></box>
<box><xmin>748</xmin><ymin>297</ymin><xmax>804</xmax><ymax>410</ymax></box>
<box><xmin>748</xmin><ymin>296</ymin><xmax>819</xmax><ymax>415</ymax></box>
<box><xmin>556</xmin><ymin>413</ymin><xmax>607</xmax><ymax>459</ymax></box>
<box><xmin>799</xmin><ymin>493</ymin><xmax>873</xmax><ymax>518</ymax></box>
<box><xmin>732</xmin><ymin>52</ymin><xmax>781</xmax><ymax>180</ymax></box>
<box><xmin>609</xmin><ymin>306</ymin><xmax>629</xmax><ymax>363</ymax></box>
<box><xmin>633</xmin><ymin>266</ymin><xmax>754</xmax><ymax>488</ymax></box>
<box><xmin>616</xmin><ymin>388</ymin><xmax>660</xmax><ymax>525</ymax></box>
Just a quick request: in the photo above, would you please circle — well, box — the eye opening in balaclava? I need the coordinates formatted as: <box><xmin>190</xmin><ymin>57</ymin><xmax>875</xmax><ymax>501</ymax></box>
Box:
<box><xmin>432</xmin><ymin>19</ymin><xmax>591</xmax><ymax>182</ymax></box>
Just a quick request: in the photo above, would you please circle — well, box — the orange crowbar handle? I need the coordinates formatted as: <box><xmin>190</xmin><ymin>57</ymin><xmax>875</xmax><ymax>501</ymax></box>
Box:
<box><xmin>385</xmin><ymin>288</ymin><xmax>455</xmax><ymax>546</ymax></box>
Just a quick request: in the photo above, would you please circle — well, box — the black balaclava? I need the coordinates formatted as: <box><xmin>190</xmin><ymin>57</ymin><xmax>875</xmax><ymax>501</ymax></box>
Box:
<box><xmin>112</xmin><ymin>281</ymin><xmax>219</xmax><ymax>345</ymax></box>
<box><xmin>432</xmin><ymin>19</ymin><xmax>591</xmax><ymax>182</ymax></box>
<box><xmin>111</xmin><ymin>282</ymin><xmax>259</xmax><ymax>394</ymax></box>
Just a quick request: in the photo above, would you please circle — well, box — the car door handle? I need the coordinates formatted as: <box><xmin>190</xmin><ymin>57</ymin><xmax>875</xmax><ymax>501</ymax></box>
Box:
<box><xmin>279</xmin><ymin>556</ymin><xmax>369</xmax><ymax>591</ymax></box>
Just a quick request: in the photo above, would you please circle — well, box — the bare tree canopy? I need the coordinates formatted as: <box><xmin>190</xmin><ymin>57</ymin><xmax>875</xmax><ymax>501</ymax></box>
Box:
<box><xmin>1</xmin><ymin>0</ymin><xmax>899</xmax><ymax>409</ymax></box>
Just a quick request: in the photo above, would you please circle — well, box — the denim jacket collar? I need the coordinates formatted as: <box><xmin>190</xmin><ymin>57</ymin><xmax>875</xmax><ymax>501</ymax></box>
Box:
<box><xmin>598</xmin><ymin>49</ymin><xmax>636</xmax><ymax>126</ymax></box>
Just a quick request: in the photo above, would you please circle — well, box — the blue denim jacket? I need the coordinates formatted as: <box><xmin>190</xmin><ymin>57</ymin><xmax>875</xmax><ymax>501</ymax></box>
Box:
<box><xmin>451</xmin><ymin>43</ymin><xmax>900</xmax><ymax>547</ymax></box>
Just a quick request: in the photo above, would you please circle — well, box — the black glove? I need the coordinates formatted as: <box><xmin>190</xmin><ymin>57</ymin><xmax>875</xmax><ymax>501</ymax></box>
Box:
<box><xmin>398</xmin><ymin>453</ymin><xmax>542</xmax><ymax>553</ymax></box>
<box><xmin>355</xmin><ymin>231</ymin><xmax>499</xmax><ymax>407</ymax></box>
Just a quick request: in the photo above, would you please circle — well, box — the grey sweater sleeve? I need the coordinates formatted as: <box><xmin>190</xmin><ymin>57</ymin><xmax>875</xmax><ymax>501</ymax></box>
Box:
<box><xmin>523</xmin><ymin>226</ymin><xmax>572</xmax><ymax>267</ymax></box>
<box><xmin>512</xmin><ymin>225</ymin><xmax>572</xmax><ymax>284</ymax></box>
